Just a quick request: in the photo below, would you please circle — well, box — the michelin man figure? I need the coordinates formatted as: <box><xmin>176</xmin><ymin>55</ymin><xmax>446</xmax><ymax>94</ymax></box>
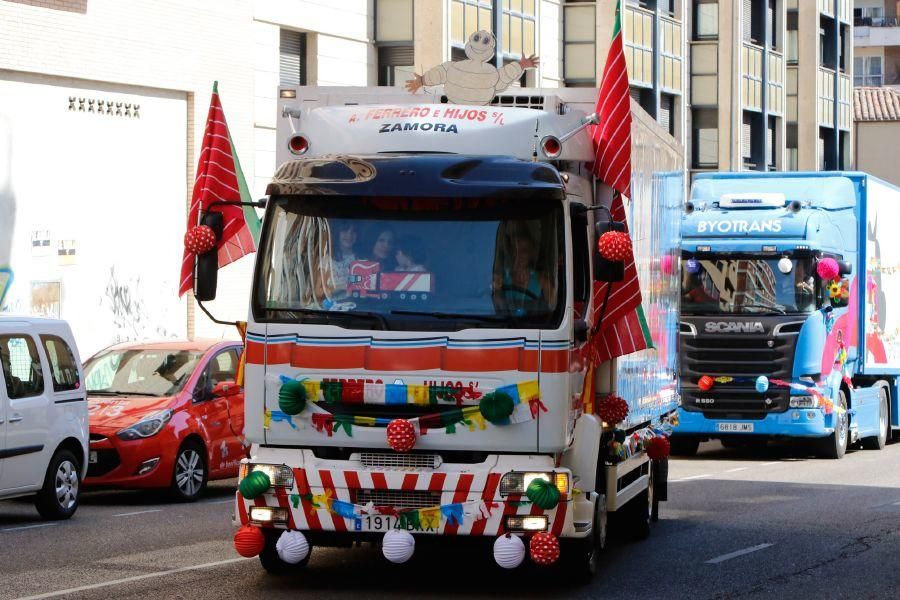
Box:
<box><xmin>405</xmin><ymin>30</ymin><xmax>539</xmax><ymax>105</ymax></box>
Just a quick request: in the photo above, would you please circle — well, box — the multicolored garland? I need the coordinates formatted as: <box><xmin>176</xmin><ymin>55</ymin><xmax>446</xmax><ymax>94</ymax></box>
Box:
<box><xmin>606</xmin><ymin>412</ymin><xmax>678</xmax><ymax>464</ymax></box>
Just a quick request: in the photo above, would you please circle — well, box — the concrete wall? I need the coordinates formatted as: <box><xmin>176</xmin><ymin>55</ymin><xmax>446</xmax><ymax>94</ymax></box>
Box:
<box><xmin>856</xmin><ymin>121</ymin><xmax>900</xmax><ymax>186</ymax></box>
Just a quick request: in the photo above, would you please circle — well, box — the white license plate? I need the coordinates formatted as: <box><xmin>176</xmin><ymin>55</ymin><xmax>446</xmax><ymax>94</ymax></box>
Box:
<box><xmin>89</xmin><ymin>450</ymin><xmax>98</xmax><ymax>464</ymax></box>
<box><xmin>353</xmin><ymin>515</ymin><xmax>438</xmax><ymax>533</ymax></box>
<box><xmin>717</xmin><ymin>422</ymin><xmax>754</xmax><ymax>433</ymax></box>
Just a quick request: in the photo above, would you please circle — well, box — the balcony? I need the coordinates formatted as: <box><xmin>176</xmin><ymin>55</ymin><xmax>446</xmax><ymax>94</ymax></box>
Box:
<box><xmin>855</xmin><ymin>21</ymin><xmax>900</xmax><ymax>47</ymax></box>
<box><xmin>854</xmin><ymin>17</ymin><xmax>899</xmax><ymax>27</ymax></box>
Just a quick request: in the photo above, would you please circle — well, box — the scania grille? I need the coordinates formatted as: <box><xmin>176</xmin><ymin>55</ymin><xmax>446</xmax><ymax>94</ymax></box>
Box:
<box><xmin>682</xmin><ymin>387</ymin><xmax>791</xmax><ymax>418</ymax></box>
<box><xmin>680</xmin><ymin>335</ymin><xmax>794</xmax><ymax>380</ymax></box>
<box><xmin>354</xmin><ymin>489</ymin><xmax>441</xmax><ymax>509</ymax></box>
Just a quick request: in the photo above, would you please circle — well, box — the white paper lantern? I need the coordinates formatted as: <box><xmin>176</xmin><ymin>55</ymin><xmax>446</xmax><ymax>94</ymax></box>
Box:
<box><xmin>382</xmin><ymin>529</ymin><xmax>415</xmax><ymax>564</ymax></box>
<box><xmin>276</xmin><ymin>530</ymin><xmax>310</xmax><ymax>564</ymax></box>
<box><xmin>493</xmin><ymin>534</ymin><xmax>526</xmax><ymax>569</ymax></box>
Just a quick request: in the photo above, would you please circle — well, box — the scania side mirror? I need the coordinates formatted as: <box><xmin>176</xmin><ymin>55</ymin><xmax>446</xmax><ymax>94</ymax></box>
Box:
<box><xmin>194</xmin><ymin>211</ymin><xmax>223</xmax><ymax>302</ymax></box>
<box><xmin>593</xmin><ymin>219</ymin><xmax>626</xmax><ymax>283</ymax></box>
<box><xmin>838</xmin><ymin>260</ymin><xmax>852</xmax><ymax>276</ymax></box>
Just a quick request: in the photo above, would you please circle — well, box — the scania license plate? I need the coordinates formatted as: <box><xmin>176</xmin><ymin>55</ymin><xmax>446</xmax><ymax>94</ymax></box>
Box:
<box><xmin>89</xmin><ymin>450</ymin><xmax>98</xmax><ymax>464</ymax></box>
<box><xmin>717</xmin><ymin>422</ymin><xmax>754</xmax><ymax>433</ymax></box>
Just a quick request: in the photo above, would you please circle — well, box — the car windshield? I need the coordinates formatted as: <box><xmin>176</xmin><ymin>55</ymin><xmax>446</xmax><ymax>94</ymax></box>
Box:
<box><xmin>254</xmin><ymin>195</ymin><xmax>565</xmax><ymax>330</ymax></box>
<box><xmin>681</xmin><ymin>256</ymin><xmax>821</xmax><ymax>315</ymax></box>
<box><xmin>84</xmin><ymin>349</ymin><xmax>203</xmax><ymax>397</ymax></box>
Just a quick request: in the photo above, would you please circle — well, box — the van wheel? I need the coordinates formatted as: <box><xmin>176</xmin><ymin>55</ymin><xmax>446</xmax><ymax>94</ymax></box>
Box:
<box><xmin>564</xmin><ymin>494</ymin><xmax>607</xmax><ymax>584</ymax></box>
<box><xmin>817</xmin><ymin>390</ymin><xmax>849</xmax><ymax>459</ymax></box>
<box><xmin>170</xmin><ymin>441</ymin><xmax>208</xmax><ymax>501</ymax></box>
<box><xmin>862</xmin><ymin>387</ymin><xmax>889</xmax><ymax>450</ymax></box>
<box><xmin>35</xmin><ymin>449</ymin><xmax>81</xmax><ymax>520</ymax></box>
<box><xmin>669</xmin><ymin>436</ymin><xmax>700</xmax><ymax>456</ymax></box>
<box><xmin>259</xmin><ymin>530</ymin><xmax>312</xmax><ymax>574</ymax></box>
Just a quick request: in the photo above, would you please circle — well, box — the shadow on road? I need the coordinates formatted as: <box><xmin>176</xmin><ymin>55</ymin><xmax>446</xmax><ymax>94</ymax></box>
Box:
<box><xmin>672</xmin><ymin>437</ymin><xmax>900</xmax><ymax>463</ymax></box>
<box><xmin>79</xmin><ymin>479</ymin><xmax>237</xmax><ymax>507</ymax></box>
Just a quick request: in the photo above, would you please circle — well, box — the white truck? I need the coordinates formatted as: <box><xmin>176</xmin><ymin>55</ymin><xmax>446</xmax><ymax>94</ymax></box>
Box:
<box><xmin>203</xmin><ymin>86</ymin><xmax>683</xmax><ymax>580</ymax></box>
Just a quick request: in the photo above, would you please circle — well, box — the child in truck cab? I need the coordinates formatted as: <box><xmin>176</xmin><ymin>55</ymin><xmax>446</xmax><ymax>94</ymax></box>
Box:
<box><xmin>395</xmin><ymin>236</ymin><xmax>427</xmax><ymax>272</ymax></box>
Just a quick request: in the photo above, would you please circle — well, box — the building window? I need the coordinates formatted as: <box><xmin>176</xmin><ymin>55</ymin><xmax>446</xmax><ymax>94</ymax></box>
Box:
<box><xmin>624</xmin><ymin>3</ymin><xmax>654</xmax><ymax>88</ymax></box>
<box><xmin>375</xmin><ymin>0</ymin><xmax>414</xmax><ymax>87</ymax></box>
<box><xmin>564</xmin><ymin>2</ymin><xmax>596</xmax><ymax>84</ymax></box>
<box><xmin>451</xmin><ymin>0</ymin><xmax>495</xmax><ymax>47</ymax></box>
<box><xmin>659</xmin><ymin>93</ymin><xmax>675</xmax><ymax>135</ymax></box>
<box><xmin>501</xmin><ymin>0</ymin><xmax>537</xmax><ymax>59</ymax></box>
<box><xmin>279</xmin><ymin>29</ymin><xmax>307</xmax><ymax>87</ymax></box>
<box><xmin>694</xmin><ymin>1</ymin><xmax>718</xmax><ymax>40</ymax></box>
<box><xmin>659</xmin><ymin>16</ymin><xmax>683</xmax><ymax>93</ymax></box>
<box><xmin>786</xmin><ymin>10</ymin><xmax>798</xmax><ymax>64</ymax></box>
<box><xmin>854</xmin><ymin>56</ymin><xmax>883</xmax><ymax>87</ymax></box>
<box><xmin>450</xmin><ymin>1</ymin><xmax>536</xmax><ymax>68</ymax></box>
<box><xmin>786</xmin><ymin>123</ymin><xmax>798</xmax><ymax>171</ymax></box>
<box><xmin>692</xmin><ymin>108</ymin><xmax>718</xmax><ymax>168</ymax></box>
<box><xmin>378</xmin><ymin>47</ymin><xmax>415</xmax><ymax>86</ymax></box>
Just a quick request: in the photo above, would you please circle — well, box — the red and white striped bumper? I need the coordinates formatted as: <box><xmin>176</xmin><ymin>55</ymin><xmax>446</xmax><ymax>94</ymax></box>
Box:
<box><xmin>235</xmin><ymin>467</ymin><xmax>573</xmax><ymax>537</ymax></box>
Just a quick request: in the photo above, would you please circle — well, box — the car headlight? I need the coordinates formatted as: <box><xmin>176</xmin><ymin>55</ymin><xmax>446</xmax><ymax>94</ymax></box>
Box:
<box><xmin>117</xmin><ymin>409</ymin><xmax>173</xmax><ymax>440</ymax></box>
<box><xmin>238</xmin><ymin>462</ymin><xmax>294</xmax><ymax>489</ymax></box>
<box><xmin>499</xmin><ymin>471</ymin><xmax>569</xmax><ymax>496</ymax></box>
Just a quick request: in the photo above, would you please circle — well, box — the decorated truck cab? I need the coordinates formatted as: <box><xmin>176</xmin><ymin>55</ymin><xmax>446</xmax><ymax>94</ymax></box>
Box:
<box><xmin>191</xmin><ymin>85</ymin><xmax>682</xmax><ymax>580</ymax></box>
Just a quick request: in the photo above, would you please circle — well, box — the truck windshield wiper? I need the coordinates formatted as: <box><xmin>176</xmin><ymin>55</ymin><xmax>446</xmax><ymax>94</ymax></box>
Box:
<box><xmin>390</xmin><ymin>309</ymin><xmax>510</xmax><ymax>323</ymax></box>
<box><xmin>267</xmin><ymin>306</ymin><xmax>388</xmax><ymax>330</ymax></box>
<box><xmin>740</xmin><ymin>302</ymin><xmax>786</xmax><ymax>315</ymax></box>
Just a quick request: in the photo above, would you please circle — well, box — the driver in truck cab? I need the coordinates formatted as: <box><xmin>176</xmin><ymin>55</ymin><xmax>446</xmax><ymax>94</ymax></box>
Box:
<box><xmin>492</xmin><ymin>226</ymin><xmax>553</xmax><ymax>314</ymax></box>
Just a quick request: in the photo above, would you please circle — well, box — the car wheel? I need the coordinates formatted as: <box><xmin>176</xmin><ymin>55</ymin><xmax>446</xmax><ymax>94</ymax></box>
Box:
<box><xmin>35</xmin><ymin>449</ymin><xmax>81</xmax><ymax>520</ymax></box>
<box><xmin>817</xmin><ymin>390</ymin><xmax>849</xmax><ymax>459</ymax></box>
<box><xmin>862</xmin><ymin>387</ymin><xmax>889</xmax><ymax>450</ymax></box>
<box><xmin>170</xmin><ymin>441</ymin><xmax>208</xmax><ymax>502</ymax></box>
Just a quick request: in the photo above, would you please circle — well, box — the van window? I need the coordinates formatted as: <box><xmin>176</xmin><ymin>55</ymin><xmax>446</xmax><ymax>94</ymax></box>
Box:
<box><xmin>0</xmin><ymin>335</ymin><xmax>45</xmax><ymax>399</ymax></box>
<box><xmin>41</xmin><ymin>335</ymin><xmax>81</xmax><ymax>392</ymax></box>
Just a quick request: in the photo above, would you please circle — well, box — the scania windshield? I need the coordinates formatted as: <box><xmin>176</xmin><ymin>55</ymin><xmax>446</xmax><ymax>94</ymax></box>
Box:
<box><xmin>681</xmin><ymin>255</ymin><xmax>820</xmax><ymax>315</ymax></box>
<box><xmin>254</xmin><ymin>196</ymin><xmax>564</xmax><ymax>330</ymax></box>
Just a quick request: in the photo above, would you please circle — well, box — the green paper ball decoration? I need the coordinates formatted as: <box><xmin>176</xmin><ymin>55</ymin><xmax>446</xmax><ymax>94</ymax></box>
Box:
<box><xmin>479</xmin><ymin>392</ymin><xmax>515</xmax><ymax>424</ymax></box>
<box><xmin>239</xmin><ymin>470</ymin><xmax>271</xmax><ymax>499</ymax></box>
<box><xmin>525</xmin><ymin>477</ymin><xmax>561</xmax><ymax>510</ymax></box>
<box><xmin>278</xmin><ymin>379</ymin><xmax>308</xmax><ymax>415</ymax></box>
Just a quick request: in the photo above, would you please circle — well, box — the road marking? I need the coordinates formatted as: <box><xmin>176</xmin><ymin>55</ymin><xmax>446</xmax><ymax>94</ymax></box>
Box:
<box><xmin>0</xmin><ymin>523</ymin><xmax>58</xmax><ymax>533</ymax></box>
<box><xmin>112</xmin><ymin>509</ymin><xmax>162</xmax><ymax>517</ymax></box>
<box><xmin>670</xmin><ymin>473</ymin><xmax>712</xmax><ymax>483</ymax></box>
<box><xmin>725</xmin><ymin>467</ymin><xmax>748</xmax><ymax>473</ymax></box>
<box><xmin>706</xmin><ymin>543</ymin><xmax>774</xmax><ymax>564</ymax></box>
<box><xmin>759</xmin><ymin>461</ymin><xmax>780</xmax><ymax>467</ymax></box>
<box><xmin>14</xmin><ymin>557</ymin><xmax>250</xmax><ymax>600</ymax></box>
<box><xmin>202</xmin><ymin>498</ymin><xmax>235</xmax><ymax>505</ymax></box>
<box><xmin>892</xmin><ymin>500</ymin><xmax>900</xmax><ymax>506</ymax></box>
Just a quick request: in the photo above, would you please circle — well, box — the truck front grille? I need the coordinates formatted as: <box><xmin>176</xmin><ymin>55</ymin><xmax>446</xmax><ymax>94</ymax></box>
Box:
<box><xmin>681</xmin><ymin>387</ymin><xmax>791</xmax><ymax>419</ymax></box>
<box><xmin>359</xmin><ymin>452</ymin><xmax>440</xmax><ymax>470</ymax></box>
<box><xmin>354</xmin><ymin>489</ymin><xmax>441</xmax><ymax>509</ymax></box>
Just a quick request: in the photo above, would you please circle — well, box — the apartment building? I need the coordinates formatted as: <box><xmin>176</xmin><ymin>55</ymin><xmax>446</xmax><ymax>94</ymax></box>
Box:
<box><xmin>854</xmin><ymin>1</ymin><xmax>900</xmax><ymax>87</ymax></box>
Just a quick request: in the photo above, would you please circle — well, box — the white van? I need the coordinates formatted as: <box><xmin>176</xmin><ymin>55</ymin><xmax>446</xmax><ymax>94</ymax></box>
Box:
<box><xmin>0</xmin><ymin>317</ymin><xmax>88</xmax><ymax>519</ymax></box>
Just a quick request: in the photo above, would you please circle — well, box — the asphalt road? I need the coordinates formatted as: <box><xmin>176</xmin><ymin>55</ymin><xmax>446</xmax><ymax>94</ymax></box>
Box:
<box><xmin>2</xmin><ymin>440</ymin><xmax>899</xmax><ymax>600</ymax></box>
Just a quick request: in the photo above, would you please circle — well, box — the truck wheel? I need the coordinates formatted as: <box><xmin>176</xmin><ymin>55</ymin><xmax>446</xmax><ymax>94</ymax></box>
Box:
<box><xmin>862</xmin><ymin>387</ymin><xmax>889</xmax><ymax>450</ymax></box>
<box><xmin>170</xmin><ymin>441</ymin><xmax>208</xmax><ymax>501</ymax></box>
<box><xmin>34</xmin><ymin>449</ymin><xmax>81</xmax><ymax>520</ymax></box>
<box><xmin>259</xmin><ymin>529</ymin><xmax>312</xmax><ymax>574</ymax></box>
<box><xmin>617</xmin><ymin>467</ymin><xmax>652</xmax><ymax>541</ymax></box>
<box><xmin>669</xmin><ymin>436</ymin><xmax>700</xmax><ymax>457</ymax></box>
<box><xmin>564</xmin><ymin>493</ymin><xmax>607</xmax><ymax>584</ymax></box>
<box><xmin>816</xmin><ymin>390</ymin><xmax>849</xmax><ymax>459</ymax></box>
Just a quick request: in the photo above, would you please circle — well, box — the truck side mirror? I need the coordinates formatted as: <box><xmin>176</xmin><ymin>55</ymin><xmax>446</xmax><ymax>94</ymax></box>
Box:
<box><xmin>838</xmin><ymin>260</ymin><xmax>852</xmax><ymax>276</ymax></box>
<box><xmin>194</xmin><ymin>211</ymin><xmax>223</xmax><ymax>302</ymax></box>
<box><xmin>593</xmin><ymin>220</ymin><xmax>626</xmax><ymax>283</ymax></box>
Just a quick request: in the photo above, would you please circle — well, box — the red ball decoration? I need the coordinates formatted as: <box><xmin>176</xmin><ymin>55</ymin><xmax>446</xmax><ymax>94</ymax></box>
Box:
<box><xmin>386</xmin><ymin>418</ymin><xmax>416</xmax><ymax>453</ymax></box>
<box><xmin>698</xmin><ymin>375</ymin><xmax>714</xmax><ymax>392</ymax></box>
<box><xmin>817</xmin><ymin>257</ymin><xmax>839</xmax><ymax>281</ymax></box>
<box><xmin>233</xmin><ymin>524</ymin><xmax>265</xmax><ymax>557</ymax></box>
<box><xmin>529</xmin><ymin>532</ymin><xmax>560</xmax><ymax>565</ymax></box>
<box><xmin>598</xmin><ymin>231</ymin><xmax>633</xmax><ymax>262</ymax></box>
<box><xmin>184</xmin><ymin>224</ymin><xmax>217</xmax><ymax>254</ymax></box>
<box><xmin>646</xmin><ymin>436</ymin><xmax>671</xmax><ymax>460</ymax></box>
<box><xmin>597</xmin><ymin>394</ymin><xmax>629</xmax><ymax>425</ymax></box>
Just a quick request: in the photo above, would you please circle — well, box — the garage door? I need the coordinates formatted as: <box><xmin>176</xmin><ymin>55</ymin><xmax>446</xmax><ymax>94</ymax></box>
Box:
<box><xmin>0</xmin><ymin>72</ymin><xmax>188</xmax><ymax>358</ymax></box>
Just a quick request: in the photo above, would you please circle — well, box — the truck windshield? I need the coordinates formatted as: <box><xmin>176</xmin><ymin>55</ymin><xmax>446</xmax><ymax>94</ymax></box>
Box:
<box><xmin>254</xmin><ymin>196</ymin><xmax>564</xmax><ymax>330</ymax></box>
<box><xmin>681</xmin><ymin>256</ymin><xmax>820</xmax><ymax>315</ymax></box>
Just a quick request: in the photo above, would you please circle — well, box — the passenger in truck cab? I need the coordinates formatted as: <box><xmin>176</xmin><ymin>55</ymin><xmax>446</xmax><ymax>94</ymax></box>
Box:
<box><xmin>368</xmin><ymin>228</ymin><xmax>397</xmax><ymax>272</ymax></box>
<box><xmin>395</xmin><ymin>236</ymin><xmax>427</xmax><ymax>272</ymax></box>
<box><xmin>329</xmin><ymin>220</ymin><xmax>359</xmax><ymax>295</ymax></box>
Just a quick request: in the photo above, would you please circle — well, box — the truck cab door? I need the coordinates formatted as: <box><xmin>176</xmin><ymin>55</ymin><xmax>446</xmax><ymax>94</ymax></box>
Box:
<box><xmin>0</xmin><ymin>332</ymin><xmax>51</xmax><ymax>492</ymax></box>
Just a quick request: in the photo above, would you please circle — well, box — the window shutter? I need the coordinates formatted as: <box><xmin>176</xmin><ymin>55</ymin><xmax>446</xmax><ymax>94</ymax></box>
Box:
<box><xmin>280</xmin><ymin>30</ymin><xmax>307</xmax><ymax>87</ymax></box>
<box><xmin>659</xmin><ymin>95</ymin><xmax>674</xmax><ymax>135</ymax></box>
<box><xmin>743</xmin><ymin>0</ymin><xmax>753</xmax><ymax>42</ymax></box>
<box><xmin>742</xmin><ymin>120</ymin><xmax>752</xmax><ymax>159</ymax></box>
<box><xmin>378</xmin><ymin>46</ymin><xmax>414</xmax><ymax>67</ymax></box>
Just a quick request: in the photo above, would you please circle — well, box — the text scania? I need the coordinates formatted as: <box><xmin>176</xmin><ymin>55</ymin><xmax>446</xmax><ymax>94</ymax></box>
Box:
<box><xmin>704</xmin><ymin>322</ymin><xmax>765</xmax><ymax>333</ymax></box>
<box><xmin>379</xmin><ymin>122</ymin><xmax>459</xmax><ymax>134</ymax></box>
<box><xmin>696</xmin><ymin>220</ymin><xmax>783</xmax><ymax>234</ymax></box>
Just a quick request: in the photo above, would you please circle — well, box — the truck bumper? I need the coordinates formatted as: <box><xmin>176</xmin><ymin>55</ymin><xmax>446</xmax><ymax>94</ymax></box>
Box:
<box><xmin>673</xmin><ymin>407</ymin><xmax>835</xmax><ymax>438</ymax></box>
<box><xmin>232</xmin><ymin>446</ymin><xmax>584</xmax><ymax>541</ymax></box>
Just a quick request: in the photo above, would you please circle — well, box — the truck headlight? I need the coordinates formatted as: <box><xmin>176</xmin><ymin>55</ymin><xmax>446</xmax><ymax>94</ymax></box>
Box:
<box><xmin>789</xmin><ymin>395</ymin><xmax>819</xmax><ymax>408</ymax></box>
<box><xmin>116</xmin><ymin>409</ymin><xmax>173</xmax><ymax>440</ymax></box>
<box><xmin>239</xmin><ymin>463</ymin><xmax>294</xmax><ymax>489</ymax></box>
<box><xmin>499</xmin><ymin>472</ymin><xmax>569</xmax><ymax>496</ymax></box>
<box><xmin>249</xmin><ymin>506</ymin><xmax>289</xmax><ymax>525</ymax></box>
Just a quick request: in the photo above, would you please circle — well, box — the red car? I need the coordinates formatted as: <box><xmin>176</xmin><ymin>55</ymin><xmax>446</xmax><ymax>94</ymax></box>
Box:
<box><xmin>82</xmin><ymin>340</ymin><xmax>246</xmax><ymax>501</ymax></box>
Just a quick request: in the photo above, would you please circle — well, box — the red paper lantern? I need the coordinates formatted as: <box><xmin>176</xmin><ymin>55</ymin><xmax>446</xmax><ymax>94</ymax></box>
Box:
<box><xmin>646</xmin><ymin>435</ymin><xmax>671</xmax><ymax>460</ymax></box>
<box><xmin>597</xmin><ymin>231</ymin><xmax>633</xmax><ymax>262</ymax></box>
<box><xmin>597</xmin><ymin>394</ymin><xmax>629</xmax><ymax>425</ymax></box>
<box><xmin>233</xmin><ymin>524</ymin><xmax>265</xmax><ymax>557</ymax></box>
<box><xmin>698</xmin><ymin>375</ymin><xmax>714</xmax><ymax>392</ymax></box>
<box><xmin>386</xmin><ymin>418</ymin><xmax>416</xmax><ymax>453</ymax></box>
<box><xmin>184</xmin><ymin>224</ymin><xmax>217</xmax><ymax>254</ymax></box>
<box><xmin>529</xmin><ymin>532</ymin><xmax>560</xmax><ymax>565</ymax></box>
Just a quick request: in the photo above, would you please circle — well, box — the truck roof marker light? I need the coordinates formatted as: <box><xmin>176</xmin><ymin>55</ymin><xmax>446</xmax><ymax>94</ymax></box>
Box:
<box><xmin>684</xmin><ymin>201</ymin><xmax>694</xmax><ymax>214</ymax></box>
<box><xmin>289</xmin><ymin>134</ymin><xmax>309</xmax><ymax>155</ymax></box>
<box><xmin>540</xmin><ymin>135</ymin><xmax>562</xmax><ymax>159</ymax></box>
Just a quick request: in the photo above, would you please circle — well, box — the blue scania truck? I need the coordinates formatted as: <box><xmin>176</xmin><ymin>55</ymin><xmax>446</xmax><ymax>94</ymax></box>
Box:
<box><xmin>674</xmin><ymin>172</ymin><xmax>900</xmax><ymax>458</ymax></box>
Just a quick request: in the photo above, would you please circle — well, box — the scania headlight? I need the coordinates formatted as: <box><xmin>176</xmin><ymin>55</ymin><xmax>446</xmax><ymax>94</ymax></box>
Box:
<box><xmin>116</xmin><ymin>409</ymin><xmax>173</xmax><ymax>440</ymax></box>
<box><xmin>499</xmin><ymin>471</ymin><xmax>569</xmax><ymax>496</ymax></box>
<box><xmin>789</xmin><ymin>395</ymin><xmax>819</xmax><ymax>408</ymax></box>
<box><xmin>239</xmin><ymin>462</ymin><xmax>294</xmax><ymax>489</ymax></box>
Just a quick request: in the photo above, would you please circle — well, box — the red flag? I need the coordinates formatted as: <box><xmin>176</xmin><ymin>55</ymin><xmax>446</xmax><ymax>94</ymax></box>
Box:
<box><xmin>179</xmin><ymin>82</ymin><xmax>261</xmax><ymax>297</ymax></box>
<box><xmin>588</xmin><ymin>1</ymin><xmax>651</xmax><ymax>363</ymax></box>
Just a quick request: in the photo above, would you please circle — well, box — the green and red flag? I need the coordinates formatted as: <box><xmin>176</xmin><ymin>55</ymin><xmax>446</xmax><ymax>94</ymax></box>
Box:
<box><xmin>589</xmin><ymin>0</ymin><xmax>653</xmax><ymax>363</ymax></box>
<box><xmin>179</xmin><ymin>82</ymin><xmax>261</xmax><ymax>297</ymax></box>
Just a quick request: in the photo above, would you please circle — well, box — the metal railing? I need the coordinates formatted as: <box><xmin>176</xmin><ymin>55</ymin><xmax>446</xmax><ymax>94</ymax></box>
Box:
<box><xmin>854</xmin><ymin>17</ymin><xmax>900</xmax><ymax>27</ymax></box>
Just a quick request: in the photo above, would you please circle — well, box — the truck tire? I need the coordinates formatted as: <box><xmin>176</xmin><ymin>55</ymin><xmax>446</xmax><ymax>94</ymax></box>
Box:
<box><xmin>259</xmin><ymin>529</ymin><xmax>312</xmax><ymax>574</ymax></box>
<box><xmin>170</xmin><ymin>441</ymin><xmax>208</xmax><ymax>502</ymax></box>
<box><xmin>618</xmin><ymin>467</ymin><xmax>652</xmax><ymax>541</ymax></box>
<box><xmin>34</xmin><ymin>449</ymin><xmax>81</xmax><ymax>520</ymax></box>
<box><xmin>816</xmin><ymin>390</ymin><xmax>849</xmax><ymax>459</ymax></box>
<box><xmin>564</xmin><ymin>494</ymin><xmax>607</xmax><ymax>584</ymax></box>
<box><xmin>669</xmin><ymin>436</ymin><xmax>700</xmax><ymax>457</ymax></box>
<box><xmin>862</xmin><ymin>387</ymin><xmax>889</xmax><ymax>450</ymax></box>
